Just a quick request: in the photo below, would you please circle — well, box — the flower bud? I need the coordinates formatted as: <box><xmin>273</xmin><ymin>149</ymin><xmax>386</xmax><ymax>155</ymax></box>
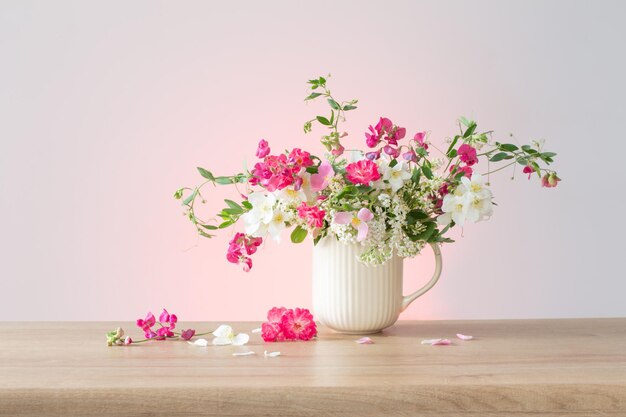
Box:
<box><xmin>541</xmin><ymin>172</ymin><xmax>561</xmax><ymax>188</ymax></box>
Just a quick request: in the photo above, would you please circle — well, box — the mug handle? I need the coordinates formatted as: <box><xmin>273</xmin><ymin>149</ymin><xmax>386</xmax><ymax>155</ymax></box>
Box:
<box><xmin>400</xmin><ymin>242</ymin><xmax>443</xmax><ymax>312</ymax></box>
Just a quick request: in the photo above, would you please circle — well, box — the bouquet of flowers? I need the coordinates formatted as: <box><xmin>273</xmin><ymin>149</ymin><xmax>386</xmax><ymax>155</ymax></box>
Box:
<box><xmin>176</xmin><ymin>76</ymin><xmax>560</xmax><ymax>271</ymax></box>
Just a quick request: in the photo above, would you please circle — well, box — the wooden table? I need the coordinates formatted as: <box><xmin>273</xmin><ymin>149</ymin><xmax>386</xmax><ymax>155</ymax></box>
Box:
<box><xmin>1</xmin><ymin>319</ymin><xmax>625</xmax><ymax>416</ymax></box>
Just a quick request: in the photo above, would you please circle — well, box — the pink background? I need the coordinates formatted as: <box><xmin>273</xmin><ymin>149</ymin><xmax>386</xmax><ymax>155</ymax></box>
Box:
<box><xmin>1</xmin><ymin>1</ymin><xmax>625</xmax><ymax>321</ymax></box>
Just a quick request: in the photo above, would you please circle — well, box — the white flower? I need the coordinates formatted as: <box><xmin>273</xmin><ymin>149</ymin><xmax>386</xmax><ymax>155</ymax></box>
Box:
<box><xmin>243</xmin><ymin>192</ymin><xmax>276</xmax><ymax>237</ymax></box>
<box><xmin>378</xmin><ymin>193</ymin><xmax>391</xmax><ymax>207</ymax></box>
<box><xmin>438</xmin><ymin>173</ymin><xmax>493</xmax><ymax>227</ymax></box>
<box><xmin>274</xmin><ymin>186</ymin><xmax>306</xmax><ymax>205</ymax></box>
<box><xmin>267</xmin><ymin>208</ymin><xmax>292</xmax><ymax>242</ymax></box>
<box><xmin>382</xmin><ymin>161</ymin><xmax>412</xmax><ymax>193</ymax></box>
<box><xmin>212</xmin><ymin>325</ymin><xmax>250</xmax><ymax>346</ymax></box>
<box><xmin>460</xmin><ymin>173</ymin><xmax>492</xmax><ymax>200</ymax></box>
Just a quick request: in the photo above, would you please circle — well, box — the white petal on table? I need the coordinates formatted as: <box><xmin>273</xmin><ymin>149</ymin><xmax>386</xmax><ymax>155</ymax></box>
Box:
<box><xmin>188</xmin><ymin>339</ymin><xmax>209</xmax><ymax>347</ymax></box>
<box><xmin>232</xmin><ymin>351</ymin><xmax>256</xmax><ymax>357</ymax></box>
<box><xmin>251</xmin><ymin>328</ymin><xmax>262</xmax><ymax>334</ymax></box>
<box><xmin>264</xmin><ymin>350</ymin><xmax>281</xmax><ymax>357</ymax></box>
<box><xmin>355</xmin><ymin>337</ymin><xmax>374</xmax><ymax>344</ymax></box>
<box><xmin>212</xmin><ymin>324</ymin><xmax>233</xmax><ymax>338</ymax></box>
<box><xmin>231</xmin><ymin>333</ymin><xmax>250</xmax><ymax>346</ymax></box>
<box><xmin>456</xmin><ymin>333</ymin><xmax>474</xmax><ymax>341</ymax></box>
<box><xmin>421</xmin><ymin>338</ymin><xmax>452</xmax><ymax>346</ymax></box>
<box><xmin>212</xmin><ymin>336</ymin><xmax>233</xmax><ymax>346</ymax></box>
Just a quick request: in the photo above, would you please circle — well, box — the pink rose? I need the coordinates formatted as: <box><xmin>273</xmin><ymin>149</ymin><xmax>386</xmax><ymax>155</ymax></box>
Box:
<box><xmin>345</xmin><ymin>160</ymin><xmax>381</xmax><ymax>185</ymax></box>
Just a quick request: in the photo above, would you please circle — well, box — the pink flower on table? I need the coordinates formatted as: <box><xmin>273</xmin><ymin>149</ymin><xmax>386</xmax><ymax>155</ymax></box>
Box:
<box><xmin>180</xmin><ymin>329</ymin><xmax>196</xmax><ymax>341</ymax></box>
<box><xmin>256</xmin><ymin>139</ymin><xmax>270</xmax><ymax>158</ymax></box>
<box><xmin>136</xmin><ymin>312</ymin><xmax>157</xmax><ymax>338</ymax></box>
<box><xmin>281</xmin><ymin>308</ymin><xmax>317</xmax><ymax>341</ymax></box>
<box><xmin>297</xmin><ymin>203</ymin><xmax>326</xmax><ymax>228</ymax></box>
<box><xmin>310</xmin><ymin>161</ymin><xmax>334</xmax><ymax>192</ymax></box>
<box><xmin>345</xmin><ymin>160</ymin><xmax>381</xmax><ymax>185</ymax></box>
<box><xmin>156</xmin><ymin>326</ymin><xmax>174</xmax><ymax>340</ymax></box>
<box><xmin>267</xmin><ymin>307</ymin><xmax>288</xmax><ymax>323</ymax></box>
<box><xmin>333</xmin><ymin>208</ymin><xmax>374</xmax><ymax>242</ymax></box>
<box><xmin>124</xmin><ymin>336</ymin><xmax>132</xmax><ymax>345</ymax></box>
<box><xmin>523</xmin><ymin>165</ymin><xmax>533</xmax><ymax>179</ymax></box>
<box><xmin>261</xmin><ymin>322</ymin><xmax>285</xmax><ymax>342</ymax></box>
<box><xmin>542</xmin><ymin>172</ymin><xmax>561</xmax><ymax>188</ymax></box>
<box><xmin>458</xmin><ymin>144</ymin><xmax>478</xmax><ymax>166</ymax></box>
<box><xmin>159</xmin><ymin>309</ymin><xmax>178</xmax><ymax>329</ymax></box>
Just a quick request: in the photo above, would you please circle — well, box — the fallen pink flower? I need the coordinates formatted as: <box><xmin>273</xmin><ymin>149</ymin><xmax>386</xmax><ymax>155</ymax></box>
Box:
<box><xmin>456</xmin><ymin>333</ymin><xmax>473</xmax><ymax>341</ymax></box>
<box><xmin>181</xmin><ymin>329</ymin><xmax>196</xmax><ymax>341</ymax></box>
<box><xmin>355</xmin><ymin>337</ymin><xmax>374</xmax><ymax>344</ymax></box>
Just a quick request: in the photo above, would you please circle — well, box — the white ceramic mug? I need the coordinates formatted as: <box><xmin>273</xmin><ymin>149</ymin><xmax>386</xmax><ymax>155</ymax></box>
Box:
<box><xmin>312</xmin><ymin>237</ymin><xmax>442</xmax><ymax>334</ymax></box>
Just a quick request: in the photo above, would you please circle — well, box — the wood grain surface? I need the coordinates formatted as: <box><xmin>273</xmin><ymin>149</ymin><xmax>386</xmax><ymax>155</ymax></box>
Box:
<box><xmin>1</xmin><ymin>319</ymin><xmax>625</xmax><ymax>416</ymax></box>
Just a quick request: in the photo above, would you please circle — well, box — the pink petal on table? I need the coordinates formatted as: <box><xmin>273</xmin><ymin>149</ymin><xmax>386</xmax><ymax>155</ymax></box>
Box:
<box><xmin>456</xmin><ymin>333</ymin><xmax>473</xmax><ymax>341</ymax></box>
<box><xmin>355</xmin><ymin>337</ymin><xmax>374</xmax><ymax>344</ymax></box>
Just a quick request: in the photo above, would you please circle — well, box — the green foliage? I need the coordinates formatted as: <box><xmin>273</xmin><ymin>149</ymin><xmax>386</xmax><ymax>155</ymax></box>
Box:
<box><xmin>290</xmin><ymin>226</ymin><xmax>308</xmax><ymax>243</ymax></box>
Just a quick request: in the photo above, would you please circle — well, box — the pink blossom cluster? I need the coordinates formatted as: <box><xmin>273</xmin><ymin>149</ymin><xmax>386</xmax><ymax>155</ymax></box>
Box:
<box><xmin>249</xmin><ymin>140</ymin><xmax>314</xmax><ymax>192</ymax></box>
<box><xmin>261</xmin><ymin>307</ymin><xmax>317</xmax><ymax>342</ymax></box>
<box><xmin>450</xmin><ymin>144</ymin><xmax>478</xmax><ymax>178</ymax></box>
<box><xmin>227</xmin><ymin>232</ymin><xmax>262</xmax><ymax>272</ymax></box>
<box><xmin>136</xmin><ymin>309</ymin><xmax>178</xmax><ymax>340</ymax></box>
<box><xmin>345</xmin><ymin>159</ymin><xmax>381</xmax><ymax>185</ymax></box>
<box><xmin>364</xmin><ymin>117</ymin><xmax>406</xmax><ymax>158</ymax></box>
<box><xmin>297</xmin><ymin>202</ymin><xmax>326</xmax><ymax>228</ymax></box>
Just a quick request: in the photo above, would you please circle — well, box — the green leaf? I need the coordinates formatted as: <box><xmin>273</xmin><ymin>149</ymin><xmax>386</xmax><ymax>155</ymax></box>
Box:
<box><xmin>173</xmin><ymin>188</ymin><xmax>184</xmax><ymax>199</ymax></box>
<box><xmin>290</xmin><ymin>226</ymin><xmax>308</xmax><ymax>243</ymax></box>
<box><xmin>305</xmin><ymin>166</ymin><xmax>319</xmax><ymax>174</ymax></box>
<box><xmin>197</xmin><ymin>167</ymin><xmax>215</xmax><ymax>181</ymax></box>
<box><xmin>218</xmin><ymin>220</ymin><xmax>234</xmax><ymax>229</ymax></box>
<box><xmin>343</xmin><ymin>105</ymin><xmax>357</xmax><ymax>111</ymax></box>
<box><xmin>541</xmin><ymin>152</ymin><xmax>557</xmax><ymax>158</ymax></box>
<box><xmin>182</xmin><ymin>189</ymin><xmax>197</xmax><ymax>205</ymax></box>
<box><xmin>422</xmin><ymin>165</ymin><xmax>433</xmax><ymax>180</ymax></box>
<box><xmin>305</xmin><ymin>92</ymin><xmax>322</xmax><ymax>101</ymax></box>
<box><xmin>327</xmin><ymin>98</ymin><xmax>340</xmax><ymax>110</ymax></box>
<box><xmin>199</xmin><ymin>224</ymin><xmax>218</xmax><ymax>230</ymax></box>
<box><xmin>448</xmin><ymin>149</ymin><xmax>457</xmax><ymax>158</ymax></box>
<box><xmin>224</xmin><ymin>199</ymin><xmax>241</xmax><ymax>210</ymax></box>
<box><xmin>463</xmin><ymin>123</ymin><xmax>477</xmax><ymax>138</ymax></box>
<box><xmin>411</xmin><ymin>168</ymin><xmax>420</xmax><ymax>184</ymax></box>
<box><xmin>446</xmin><ymin>135</ymin><xmax>460</xmax><ymax>156</ymax></box>
<box><xmin>241</xmin><ymin>200</ymin><xmax>252</xmax><ymax>210</ymax></box>
<box><xmin>316</xmin><ymin>116</ymin><xmax>331</xmax><ymax>126</ymax></box>
<box><xmin>490</xmin><ymin>152</ymin><xmax>511</xmax><ymax>162</ymax></box>
<box><xmin>389</xmin><ymin>159</ymin><xmax>398</xmax><ymax>168</ymax></box>
<box><xmin>517</xmin><ymin>157</ymin><xmax>529</xmax><ymax>165</ymax></box>
<box><xmin>498</xmin><ymin>143</ymin><xmax>519</xmax><ymax>152</ymax></box>
<box><xmin>318</xmin><ymin>76</ymin><xmax>326</xmax><ymax>85</ymax></box>
<box><xmin>221</xmin><ymin>208</ymin><xmax>241</xmax><ymax>215</ymax></box>
<box><xmin>214</xmin><ymin>176</ymin><xmax>233</xmax><ymax>185</ymax></box>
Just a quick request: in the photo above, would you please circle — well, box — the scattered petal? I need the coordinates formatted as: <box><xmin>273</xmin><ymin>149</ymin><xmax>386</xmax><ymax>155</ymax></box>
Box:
<box><xmin>212</xmin><ymin>336</ymin><xmax>233</xmax><ymax>346</ymax></box>
<box><xmin>212</xmin><ymin>324</ymin><xmax>233</xmax><ymax>339</ymax></box>
<box><xmin>188</xmin><ymin>339</ymin><xmax>209</xmax><ymax>347</ymax></box>
<box><xmin>355</xmin><ymin>337</ymin><xmax>374</xmax><ymax>344</ymax></box>
<box><xmin>456</xmin><ymin>333</ymin><xmax>473</xmax><ymax>341</ymax></box>
<box><xmin>232</xmin><ymin>351</ymin><xmax>256</xmax><ymax>356</ymax></box>
<box><xmin>251</xmin><ymin>328</ymin><xmax>262</xmax><ymax>334</ymax></box>
<box><xmin>264</xmin><ymin>350</ymin><xmax>281</xmax><ymax>357</ymax></box>
<box><xmin>421</xmin><ymin>338</ymin><xmax>452</xmax><ymax>346</ymax></box>
<box><xmin>231</xmin><ymin>333</ymin><xmax>250</xmax><ymax>346</ymax></box>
